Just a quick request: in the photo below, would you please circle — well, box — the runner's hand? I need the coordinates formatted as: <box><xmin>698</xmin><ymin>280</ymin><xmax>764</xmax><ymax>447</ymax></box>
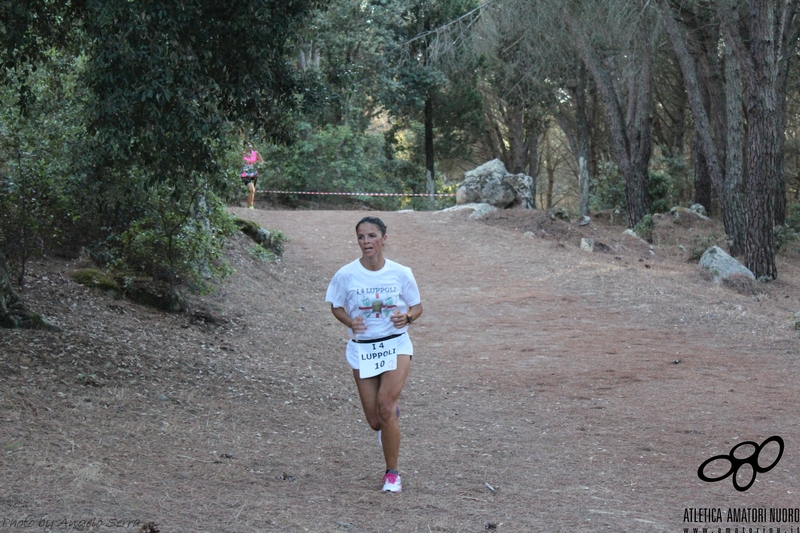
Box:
<box><xmin>351</xmin><ymin>315</ymin><xmax>367</xmax><ymax>334</ymax></box>
<box><xmin>390</xmin><ymin>310</ymin><xmax>407</xmax><ymax>328</ymax></box>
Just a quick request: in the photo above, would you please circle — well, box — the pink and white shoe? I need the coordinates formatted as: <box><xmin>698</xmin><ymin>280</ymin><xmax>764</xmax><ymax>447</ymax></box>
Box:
<box><xmin>382</xmin><ymin>470</ymin><xmax>402</xmax><ymax>493</ymax></box>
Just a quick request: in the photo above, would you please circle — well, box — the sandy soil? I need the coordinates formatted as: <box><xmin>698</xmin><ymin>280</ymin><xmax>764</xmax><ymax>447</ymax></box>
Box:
<box><xmin>1</xmin><ymin>205</ymin><xmax>800</xmax><ymax>532</ymax></box>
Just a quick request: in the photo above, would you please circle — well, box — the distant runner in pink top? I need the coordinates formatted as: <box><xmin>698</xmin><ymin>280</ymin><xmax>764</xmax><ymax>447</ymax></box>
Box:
<box><xmin>240</xmin><ymin>143</ymin><xmax>263</xmax><ymax>209</ymax></box>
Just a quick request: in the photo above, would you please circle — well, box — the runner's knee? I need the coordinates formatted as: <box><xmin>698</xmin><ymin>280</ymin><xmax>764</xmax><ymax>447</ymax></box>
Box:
<box><xmin>365</xmin><ymin>413</ymin><xmax>382</xmax><ymax>431</ymax></box>
<box><xmin>377</xmin><ymin>401</ymin><xmax>398</xmax><ymax>424</ymax></box>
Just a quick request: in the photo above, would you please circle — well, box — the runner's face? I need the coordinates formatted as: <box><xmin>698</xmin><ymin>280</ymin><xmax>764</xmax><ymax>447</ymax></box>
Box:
<box><xmin>357</xmin><ymin>223</ymin><xmax>386</xmax><ymax>258</ymax></box>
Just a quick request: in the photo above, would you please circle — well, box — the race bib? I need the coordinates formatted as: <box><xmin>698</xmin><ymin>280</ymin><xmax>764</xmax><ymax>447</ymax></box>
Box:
<box><xmin>357</xmin><ymin>337</ymin><xmax>398</xmax><ymax>379</ymax></box>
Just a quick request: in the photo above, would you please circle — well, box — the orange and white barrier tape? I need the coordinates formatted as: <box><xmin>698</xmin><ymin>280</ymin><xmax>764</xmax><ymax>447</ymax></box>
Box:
<box><xmin>257</xmin><ymin>189</ymin><xmax>456</xmax><ymax>197</ymax></box>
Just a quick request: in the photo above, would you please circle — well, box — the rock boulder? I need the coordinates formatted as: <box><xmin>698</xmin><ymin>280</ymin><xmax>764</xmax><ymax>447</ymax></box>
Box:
<box><xmin>699</xmin><ymin>246</ymin><xmax>755</xmax><ymax>282</ymax></box>
<box><xmin>456</xmin><ymin>159</ymin><xmax>534</xmax><ymax>209</ymax></box>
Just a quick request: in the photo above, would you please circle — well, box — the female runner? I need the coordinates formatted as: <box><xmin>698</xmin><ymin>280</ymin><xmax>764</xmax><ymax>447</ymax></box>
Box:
<box><xmin>240</xmin><ymin>142</ymin><xmax>263</xmax><ymax>209</ymax></box>
<box><xmin>325</xmin><ymin>216</ymin><xmax>423</xmax><ymax>493</ymax></box>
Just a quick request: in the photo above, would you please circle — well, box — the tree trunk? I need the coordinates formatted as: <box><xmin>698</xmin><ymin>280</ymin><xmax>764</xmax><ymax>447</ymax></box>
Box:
<box><xmin>558</xmin><ymin>65</ymin><xmax>593</xmax><ymax>217</ymax></box>
<box><xmin>570</xmin><ymin>19</ymin><xmax>653</xmax><ymax>227</ymax></box>
<box><xmin>483</xmin><ymin>126</ymin><xmax>501</xmax><ymax>161</ymax></box>
<box><xmin>772</xmin><ymin>0</ymin><xmax>800</xmax><ymax>225</ymax></box>
<box><xmin>506</xmin><ymin>102</ymin><xmax>527</xmax><ymax>174</ymax></box>
<box><xmin>745</xmin><ymin>100</ymin><xmax>778</xmax><ymax>279</ymax></box>
<box><xmin>425</xmin><ymin>92</ymin><xmax>435</xmax><ymax>209</ymax></box>
<box><xmin>774</xmin><ymin>99</ymin><xmax>788</xmax><ymax>226</ymax></box>
<box><xmin>525</xmin><ymin>125</ymin><xmax>539</xmax><ymax>208</ymax></box>
<box><xmin>740</xmin><ymin>3</ymin><xmax>778</xmax><ymax>279</ymax></box>
<box><xmin>692</xmin><ymin>136</ymin><xmax>713</xmax><ymax>215</ymax></box>
<box><xmin>422</xmin><ymin>3</ymin><xmax>436</xmax><ymax>210</ymax></box>
<box><xmin>657</xmin><ymin>0</ymin><xmax>747</xmax><ymax>255</ymax></box>
<box><xmin>484</xmin><ymin>93</ymin><xmax>540</xmax><ymax>209</ymax></box>
<box><xmin>722</xmin><ymin>44</ymin><xmax>747</xmax><ymax>257</ymax></box>
<box><xmin>545</xmin><ymin>130</ymin><xmax>555</xmax><ymax>209</ymax></box>
<box><xmin>575</xmin><ymin>68</ymin><xmax>592</xmax><ymax>218</ymax></box>
<box><xmin>720</xmin><ymin>0</ymin><xmax>793</xmax><ymax>279</ymax></box>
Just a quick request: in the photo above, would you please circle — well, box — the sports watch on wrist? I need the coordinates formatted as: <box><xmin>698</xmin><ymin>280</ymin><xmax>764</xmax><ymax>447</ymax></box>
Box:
<box><xmin>405</xmin><ymin>313</ymin><xmax>414</xmax><ymax>324</ymax></box>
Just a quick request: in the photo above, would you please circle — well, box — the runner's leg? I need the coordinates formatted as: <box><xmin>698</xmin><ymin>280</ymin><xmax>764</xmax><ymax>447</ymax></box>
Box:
<box><xmin>376</xmin><ymin>355</ymin><xmax>410</xmax><ymax>471</ymax></box>
<box><xmin>352</xmin><ymin>355</ymin><xmax>410</xmax><ymax>471</ymax></box>
<box><xmin>353</xmin><ymin>371</ymin><xmax>381</xmax><ymax>431</ymax></box>
<box><xmin>246</xmin><ymin>181</ymin><xmax>256</xmax><ymax>207</ymax></box>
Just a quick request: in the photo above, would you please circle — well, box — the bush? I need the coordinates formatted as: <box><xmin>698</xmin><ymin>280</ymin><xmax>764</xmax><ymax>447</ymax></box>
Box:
<box><xmin>650</xmin><ymin>151</ymin><xmax>692</xmax><ymax>208</ymax></box>
<box><xmin>590</xmin><ymin>161</ymin><xmax>626</xmax><ymax>213</ymax></box>
<box><xmin>633</xmin><ymin>214</ymin><xmax>654</xmax><ymax>243</ymax></box>
<box><xmin>117</xmin><ymin>186</ymin><xmax>236</xmax><ymax>291</ymax></box>
<box><xmin>774</xmin><ymin>202</ymin><xmax>800</xmax><ymax>251</ymax></box>
<box><xmin>773</xmin><ymin>224</ymin><xmax>798</xmax><ymax>251</ymax></box>
<box><xmin>0</xmin><ymin>53</ymin><xmax>85</xmax><ymax>283</ymax></box>
<box><xmin>787</xmin><ymin>202</ymin><xmax>800</xmax><ymax>229</ymax></box>
<box><xmin>248</xmin><ymin>245</ymin><xmax>276</xmax><ymax>262</ymax></box>
<box><xmin>648</xmin><ymin>170</ymin><xmax>672</xmax><ymax>214</ymax></box>
<box><xmin>259</xmin><ymin>123</ymin><xmax>391</xmax><ymax>199</ymax></box>
<box><xmin>71</xmin><ymin>268</ymin><xmax>119</xmax><ymax>292</ymax></box>
<box><xmin>256</xmin><ymin>120</ymin><xmax>456</xmax><ymax>211</ymax></box>
<box><xmin>689</xmin><ymin>233</ymin><xmax>725</xmax><ymax>261</ymax></box>
<box><xmin>266</xmin><ymin>230</ymin><xmax>290</xmax><ymax>256</ymax></box>
<box><xmin>590</xmin><ymin>155</ymin><xmax>688</xmax><ymax>217</ymax></box>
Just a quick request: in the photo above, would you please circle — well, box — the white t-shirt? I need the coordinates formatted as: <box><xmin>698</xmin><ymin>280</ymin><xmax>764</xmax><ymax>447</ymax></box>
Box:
<box><xmin>326</xmin><ymin>258</ymin><xmax>421</xmax><ymax>341</ymax></box>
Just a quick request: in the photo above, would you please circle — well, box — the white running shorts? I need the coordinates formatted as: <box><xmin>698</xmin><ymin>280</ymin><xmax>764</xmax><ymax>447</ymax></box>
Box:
<box><xmin>346</xmin><ymin>332</ymin><xmax>413</xmax><ymax>370</ymax></box>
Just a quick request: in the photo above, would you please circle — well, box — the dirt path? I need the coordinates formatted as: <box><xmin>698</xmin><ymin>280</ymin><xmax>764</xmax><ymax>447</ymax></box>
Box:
<box><xmin>2</xmin><ymin>207</ymin><xmax>800</xmax><ymax>533</ymax></box>
<box><xmin>232</xmin><ymin>208</ymin><xmax>800</xmax><ymax>532</ymax></box>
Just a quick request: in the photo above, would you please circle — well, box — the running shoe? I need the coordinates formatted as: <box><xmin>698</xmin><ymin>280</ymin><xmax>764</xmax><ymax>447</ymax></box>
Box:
<box><xmin>382</xmin><ymin>470</ymin><xmax>402</xmax><ymax>493</ymax></box>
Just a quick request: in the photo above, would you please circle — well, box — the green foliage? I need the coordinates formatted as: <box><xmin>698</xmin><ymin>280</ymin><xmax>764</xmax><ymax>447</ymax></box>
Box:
<box><xmin>773</xmin><ymin>203</ymin><xmax>800</xmax><ymax>251</ymax></box>
<box><xmin>590</xmin><ymin>161</ymin><xmax>626</xmax><ymax>213</ymax></box>
<box><xmin>71</xmin><ymin>268</ymin><xmax>119</xmax><ymax>292</ymax></box>
<box><xmin>260</xmin><ymin>123</ymin><xmax>404</xmax><ymax>208</ymax></box>
<box><xmin>299</xmin><ymin>0</ymin><xmax>391</xmax><ymax>129</ymax></box>
<box><xmin>788</xmin><ymin>202</ymin><xmax>800</xmax><ymax>229</ymax></box>
<box><xmin>0</xmin><ymin>2</ymin><xmax>77</xmax><ymax>70</ymax></box>
<box><xmin>246</xmin><ymin>0</ymin><xmax>485</xmax><ymax>209</ymax></box>
<box><xmin>689</xmin><ymin>233</ymin><xmax>725</xmax><ymax>261</ymax></box>
<box><xmin>633</xmin><ymin>214</ymin><xmax>654</xmax><ymax>243</ymax></box>
<box><xmin>647</xmin><ymin>170</ymin><xmax>672</xmax><ymax>214</ymax></box>
<box><xmin>1</xmin><ymin>2</ymin><xmax>322</xmax><ymax>295</ymax></box>
<box><xmin>237</xmin><ymin>217</ymin><xmax>289</xmax><ymax>259</ymax></box>
<box><xmin>235</xmin><ymin>218</ymin><xmax>263</xmax><ymax>238</ymax></box>
<box><xmin>248</xmin><ymin>245</ymin><xmax>276</xmax><ymax>262</ymax></box>
<box><xmin>591</xmin><ymin>156</ymin><xmax>688</xmax><ymax>217</ymax></box>
<box><xmin>648</xmin><ymin>151</ymin><xmax>692</xmax><ymax>213</ymax></box>
<box><xmin>0</xmin><ymin>52</ymin><xmax>86</xmax><ymax>283</ymax></box>
<box><xmin>657</xmin><ymin>151</ymin><xmax>693</xmax><ymax>206</ymax></box>
<box><xmin>266</xmin><ymin>230</ymin><xmax>290</xmax><ymax>257</ymax></box>
<box><xmin>81</xmin><ymin>0</ymin><xmax>324</xmax><ymax>184</ymax></box>
<box><xmin>432</xmin><ymin>77</ymin><xmax>484</xmax><ymax>167</ymax></box>
<box><xmin>116</xmin><ymin>187</ymin><xmax>236</xmax><ymax>291</ymax></box>
<box><xmin>773</xmin><ymin>224</ymin><xmax>798</xmax><ymax>252</ymax></box>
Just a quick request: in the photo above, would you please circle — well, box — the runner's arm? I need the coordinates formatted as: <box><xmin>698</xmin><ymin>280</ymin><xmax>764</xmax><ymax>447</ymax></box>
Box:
<box><xmin>331</xmin><ymin>305</ymin><xmax>366</xmax><ymax>333</ymax></box>
<box><xmin>390</xmin><ymin>303</ymin><xmax>423</xmax><ymax>328</ymax></box>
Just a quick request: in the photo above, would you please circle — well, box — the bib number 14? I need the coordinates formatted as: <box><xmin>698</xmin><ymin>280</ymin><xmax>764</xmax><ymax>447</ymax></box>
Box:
<box><xmin>357</xmin><ymin>338</ymin><xmax>398</xmax><ymax>379</ymax></box>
